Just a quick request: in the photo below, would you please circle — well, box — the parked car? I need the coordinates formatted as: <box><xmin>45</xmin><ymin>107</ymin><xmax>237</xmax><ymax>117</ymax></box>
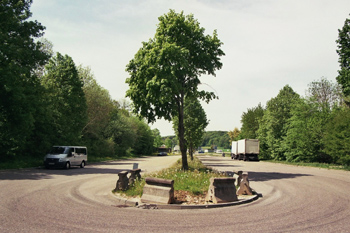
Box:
<box><xmin>44</xmin><ymin>146</ymin><xmax>87</xmax><ymax>169</ymax></box>
<box><xmin>157</xmin><ymin>152</ymin><xmax>168</xmax><ymax>156</ymax></box>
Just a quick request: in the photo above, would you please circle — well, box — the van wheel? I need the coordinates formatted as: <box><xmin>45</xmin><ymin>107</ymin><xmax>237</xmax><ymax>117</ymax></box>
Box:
<box><xmin>80</xmin><ymin>161</ymin><xmax>85</xmax><ymax>168</ymax></box>
<box><xmin>65</xmin><ymin>162</ymin><xmax>70</xmax><ymax>169</ymax></box>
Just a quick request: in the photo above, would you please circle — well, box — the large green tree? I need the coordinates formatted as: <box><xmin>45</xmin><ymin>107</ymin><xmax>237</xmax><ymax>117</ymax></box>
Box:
<box><xmin>152</xmin><ymin>128</ymin><xmax>163</xmax><ymax>148</ymax></box>
<box><xmin>173</xmin><ymin>98</ymin><xmax>209</xmax><ymax>160</ymax></box>
<box><xmin>282</xmin><ymin>98</ymin><xmax>331</xmax><ymax>163</ymax></box>
<box><xmin>240</xmin><ymin>103</ymin><xmax>265</xmax><ymax>139</ymax></box>
<box><xmin>257</xmin><ymin>85</ymin><xmax>300</xmax><ymax>160</ymax></box>
<box><xmin>41</xmin><ymin>53</ymin><xmax>87</xmax><ymax>145</ymax></box>
<box><xmin>0</xmin><ymin>0</ymin><xmax>49</xmax><ymax>158</ymax></box>
<box><xmin>126</xmin><ymin>10</ymin><xmax>224</xmax><ymax>170</ymax></box>
<box><xmin>78</xmin><ymin>65</ymin><xmax>115</xmax><ymax>157</ymax></box>
<box><xmin>323</xmin><ymin>108</ymin><xmax>350</xmax><ymax>166</ymax></box>
<box><xmin>336</xmin><ymin>15</ymin><xmax>350</xmax><ymax>105</ymax></box>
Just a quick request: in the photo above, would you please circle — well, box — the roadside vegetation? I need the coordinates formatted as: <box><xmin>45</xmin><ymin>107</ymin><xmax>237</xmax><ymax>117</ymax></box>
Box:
<box><xmin>115</xmin><ymin>156</ymin><xmax>226</xmax><ymax>198</ymax></box>
<box><xmin>265</xmin><ymin>160</ymin><xmax>350</xmax><ymax>171</ymax></box>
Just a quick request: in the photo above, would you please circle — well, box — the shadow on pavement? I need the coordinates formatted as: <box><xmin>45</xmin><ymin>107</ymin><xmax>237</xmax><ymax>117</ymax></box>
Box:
<box><xmin>248</xmin><ymin>171</ymin><xmax>312</xmax><ymax>182</ymax></box>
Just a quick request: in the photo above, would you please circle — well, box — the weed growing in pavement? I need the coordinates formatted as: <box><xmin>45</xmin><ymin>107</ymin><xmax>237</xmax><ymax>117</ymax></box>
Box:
<box><xmin>116</xmin><ymin>156</ymin><xmax>226</xmax><ymax>197</ymax></box>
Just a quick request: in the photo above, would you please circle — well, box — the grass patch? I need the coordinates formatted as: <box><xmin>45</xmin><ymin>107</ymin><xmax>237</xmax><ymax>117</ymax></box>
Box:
<box><xmin>116</xmin><ymin>156</ymin><xmax>226</xmax><ymax>197</ymax></box>
<box><xmin>265</xmin><ymin>160</ymin><xmax>350</xmax><ymax>171</ymax></box>
<box><xmin>0</xmin><ymin>156</ymin><xmax>43</xmax><ymax>170</ymax></box>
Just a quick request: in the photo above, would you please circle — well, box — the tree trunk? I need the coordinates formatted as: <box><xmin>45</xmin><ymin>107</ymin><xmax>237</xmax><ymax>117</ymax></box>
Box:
<box><xmin>189</xmin><ymin>142</ymin><xmax>194</xmax><ymax>160</ymax></box>
<box><xmin>178</xmin><ymin>94</ymin><xmax>188</xmax><ymax>170</ymax></box>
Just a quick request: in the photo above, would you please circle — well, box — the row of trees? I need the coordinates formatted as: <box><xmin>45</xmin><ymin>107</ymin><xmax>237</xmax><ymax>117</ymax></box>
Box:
<box><xmin>201</xmin><ymin>131</ymin><xmax>231</xmax><ymax>149</ymax></box>
<box><xmin>0</xmin><ymin>0</ymin><xmax>156</xmax><ymax>162</ymax></box>
<box><xmin>233</xmin><ymin>15</ymin><xmax>350</xmax><ymax>166</ymax></box>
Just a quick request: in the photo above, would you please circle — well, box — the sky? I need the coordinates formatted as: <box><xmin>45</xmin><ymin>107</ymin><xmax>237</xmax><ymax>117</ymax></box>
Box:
<box><xmin>30</xmin><ymin>0</ymin><xmax>350</xmax><ymax>136</ymax></box>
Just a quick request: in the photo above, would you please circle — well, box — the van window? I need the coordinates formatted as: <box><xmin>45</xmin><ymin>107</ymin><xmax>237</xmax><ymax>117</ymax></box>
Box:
<box><xmin>76</xmin><ymin>148</ymin><xmax>87</xmax><ymax>155</ymax></box>
<box><xmin>50</xmin><ymin>146</ymin><xmax>69</xmax><ymax>154</ymax></box>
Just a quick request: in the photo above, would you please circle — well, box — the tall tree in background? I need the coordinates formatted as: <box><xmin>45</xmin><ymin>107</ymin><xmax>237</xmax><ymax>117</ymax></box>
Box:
<box><xmin>307</xmin><ymin>77</ymin><xmax>343</xmax><ymax>109</ymax></box>
<box><xmin>78</xmin><ymin>65</ymin><xmax>115</xmax><ymax>157</ymax></box>
<box><xmin>152</xmin><ymin>128</ymin><xmax>163</xmax><ymax>148</ymax></box>
<box><xmin>173</xmin><ymin>98</ymin><xmax>208</xmax><ymax>160</ymax></box>
<box><xmin>0</xmin><ymin>0</ymin><xmax>49</xmax><ymax>158</ymax></box>
<box><xmin>336</xmin><ymin>15</ymin><xmax>350</xmax><ymax>106</ymax></box>
<box><xmin>126</xmin><ymin>10</ymin><xmax>224</xmax><ymax>170</ymax></box>
<box><xmin>323</xmin><ymin>108</ymin><xmax>350</xmax><ymax>166</ymax></box>
<box><xmin>257</xmin><ymin>85</ymin><xmax>300</xmax><ymax>160</ymax></box>
<box><xmin>240</xmin><ymin>103</ymin><xmax>265</xmax><ymax>139</ymax></box>
<box><xmin>41</xmin><ymin>53</ymin><xmax>87</xmax><ymax>145</ymax></box>
<box><xmin>228</xmin><ymin>127</ymin><xmax>241</xmax><ymax>142</ymax></box>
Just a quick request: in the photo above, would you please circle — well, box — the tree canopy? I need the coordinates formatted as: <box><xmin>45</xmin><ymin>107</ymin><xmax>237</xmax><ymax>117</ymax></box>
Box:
<box><xmin>0</xmin><ymin>0</ymin><xmax>49</xmax><ymax>158</ymax></box>
<box><xmin>336</xmin><ymin>14</ymin><xmax>350</xmax><ymax>105</ymax></box>
<box><xmin>126</xmin><ymin>10</ymin><xmax>224</xmax><ymax>170</ymax></box>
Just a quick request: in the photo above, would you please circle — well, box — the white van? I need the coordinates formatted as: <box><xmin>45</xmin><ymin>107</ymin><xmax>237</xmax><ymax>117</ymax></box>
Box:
<box><xmin>44</xmin><ymin>146</ymin><xmax>87</xmax><ymax>169</ymax></box>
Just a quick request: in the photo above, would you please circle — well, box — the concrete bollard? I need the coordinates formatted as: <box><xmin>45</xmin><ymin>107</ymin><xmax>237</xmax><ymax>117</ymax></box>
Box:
<box><xmin>129</xmin><ymin>168</ymin><xmax>141</xmax><ymax>186</ymax></box>
<box><xmin>205</xmin><ymin>177</ymin><xmax>238</xmax><ymax>204</ymax></box>
<box><xmin>233</xmin><ymin>170</ymin><xmax>243</xmax><ymax>187</ymax></box>
<box><xmin>141</xmin><ymin>177</ymin><xmax>174</xmax><ymax>204</ymax></box>
<box><xmin>115</xmin><ymin>171</ymin><xmax>129</xmax><ymax>191</ymax></box>
<box><xmin>237</xmin><ymin>172</ymin><xmax>253</xmax><ymax>195</ymax></box>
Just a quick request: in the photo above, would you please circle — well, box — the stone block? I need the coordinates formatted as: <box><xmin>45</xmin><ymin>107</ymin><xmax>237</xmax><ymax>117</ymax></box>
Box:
<box><xmin>129</xmin><ymin>168</ymin><xmax>141</xmax><ymax>186</ymax></box>
<box><xmin>233</xmin><ymin>170</ymin><xmax>243</xmax><ymax>187</ymax></box>
<box><xmin>115</xmin><ymin>171</ymin><xmax>129</xmax><ymax>191</ymax></box>
<box><xmin>141</xmin><ymin>177</ymin><xmax>174</xmax><ymax>204</ymax></box>
<box><xmin>205</xmin><ymin>177</ymin><xmax>238</xmax><ymax>204</ymax></box>
<box><xmin>237</xmin><ymin>172</ymin><xmax>253</xmax><ymax>195</ymax></box>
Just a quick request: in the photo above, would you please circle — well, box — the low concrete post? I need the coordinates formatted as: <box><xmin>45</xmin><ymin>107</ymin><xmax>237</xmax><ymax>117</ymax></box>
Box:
<box><xmin>233</xmin><ymin>170</ymin><xmax>243</xmax><ymax>187</ymax></box>
<box><xmin>141</xmin><ymin>177</ymin><xmax>174</xmax><ymax>204</ymax></box>
<box><xmin>237</xmin><ymin>172</ymin><xmax>253</xmax><ymax>195</ymax></box>
<box><xmin>205</xmin><ymin>177</ymin><xmax>238</xmax><ymax>204</ymax></box>
<box><xmin>129</xmin><ymin>168</ymin><xmax>141</xmax><ymax>186</ymax></box>
<box><xmin>115</xmin><ymin>171</ymin><xmax>129</xmax><ymax>191</ymax></box>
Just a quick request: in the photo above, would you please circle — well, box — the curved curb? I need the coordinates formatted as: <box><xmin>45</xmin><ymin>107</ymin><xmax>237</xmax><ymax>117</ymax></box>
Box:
<box><xmin>110</xmin><ymin>192</ymin><xmax>259</xmax><ymax>210</ymax></box>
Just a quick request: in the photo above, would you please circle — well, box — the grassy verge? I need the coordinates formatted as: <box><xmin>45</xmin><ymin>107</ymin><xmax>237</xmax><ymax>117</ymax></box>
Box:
<box><xmin>116</xmin><ymin>156</ymin><xmax>226</xmax><ymax>197</ymax></box>
<box><xmin>0</xmin><ymin>156</ymin><xmax>43</xmax><ymax>170</ymax></box>
<box><xmin>264</xmin><ymin>160</ymin><xmax>350</xmax><ymax>171</ymax></box>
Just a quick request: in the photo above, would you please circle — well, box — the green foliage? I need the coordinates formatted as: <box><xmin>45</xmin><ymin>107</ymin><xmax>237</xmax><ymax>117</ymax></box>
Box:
<box><xmin>126</xmin><ymin>9</ymin><xmax>224</xmax><ymax>170</ymax></box>
<box><xmin>0</xmin><ymin>0</ymin><xmax>49</xmax><ymax>158</ymax></box>
<box><xmin>323</xmin><ymin>108</ymin><xmax>350</xmax><ymax>166</ymax></box>
<box><xmin>173</xmin><ymin>98</ymin><xmax>209</xmax><ymax>159</ymax></box>
<box><xmin>201</xmin><ymin>131</ymin><xmax>231</xmax><ymax>148</ymax></box>
<box><xmin>78</xmin><ymin>65</ymin><xmax>115</xmax><ymax>157</ymax></box>
<box><xmin>240</xmin><ymin>103</ymin><xmax>265</xmax><ymax>139</ymax></box>
<box><xmin>164</xmin><ymin>137</ymin><xmax>173</xmax><ymax>149</ymax></box>
<box><xmin>228</xmin><ymin>127</ymin><xmax>241</xmax><ymax>142</ymax></box>
<box><xmin>152</xmin><ymin>129</ymin><xmax>163</xmax><ymax>148</ymax></box>
<box><xmin>41</xmin><ymin>52</ymin><xmax>87</xmax><ymax>145</ymax></box>
<box><xmin>336</xmin><ymin>15</ymin><xmax>350</xmax><ymax>105</ymax></box>
<box><xmin>282</xmin><ymin>98</ymin><xmax>331</xmax><ymax>163</ymax></box>
<box><xmin>257</xmin><ymin>85</ymin><xmax>301</xmax><ymax>160</ymax></box>
<box><xmin>121</xmin><ymin>156</ymin><xmax>226</xmax><ymax>197</ymax></box>
<box><xmin>0</xmin><ymin>2</ymin><xmax>158</xmax><ymax>168</ymax></box>
<box><xmin>131</xmin><ymin>117</ymin><xmax>154</xmax><ymax>155</ymax></box>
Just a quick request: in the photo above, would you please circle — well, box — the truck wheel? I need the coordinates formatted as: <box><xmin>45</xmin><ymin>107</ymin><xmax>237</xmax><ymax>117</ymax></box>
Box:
<box><xmin>80</xmin><ymin>161</ymin><xmax>85</xmax><ymax>168</ymax></box>
<box><xmin>64</xmin><ymin>162</ymin><xmax>70</xmax><ymax>169</ymax></box>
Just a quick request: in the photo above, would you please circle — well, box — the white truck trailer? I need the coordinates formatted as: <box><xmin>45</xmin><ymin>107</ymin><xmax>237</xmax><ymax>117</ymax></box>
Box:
<box><xmin>231</xmin><ymin>141</ymin><xmax>238</xmax><ymax>159</ymax></box>
<box><xmin>232</xmin><ymin>139</ymin><xmax>259</xmax><ymax>161</ymax></box>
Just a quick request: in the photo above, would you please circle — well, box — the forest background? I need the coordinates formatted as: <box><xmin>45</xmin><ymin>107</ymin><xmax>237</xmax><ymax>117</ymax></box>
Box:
<box><xmin>1</xmin><ymin>1</ymin><xmax>349</xmax><ymax>169</ymax></box>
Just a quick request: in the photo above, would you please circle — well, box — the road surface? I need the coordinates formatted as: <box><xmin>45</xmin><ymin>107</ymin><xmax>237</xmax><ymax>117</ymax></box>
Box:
<box><xmin>0</xmin><ymin>155</ymin><xmax>349</xmax><ymax>232</ymax></box>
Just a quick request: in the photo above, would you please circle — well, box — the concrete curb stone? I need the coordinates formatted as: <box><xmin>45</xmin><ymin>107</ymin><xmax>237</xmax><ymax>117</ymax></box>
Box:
<box><xmin>110</xmin><ymin>192</ymin><xmax>259</xmax><ymax>209</ymax></box>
